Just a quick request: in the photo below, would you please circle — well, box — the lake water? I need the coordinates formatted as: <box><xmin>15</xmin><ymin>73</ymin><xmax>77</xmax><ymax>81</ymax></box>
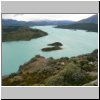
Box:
<box><xmin>2</xmin><ymin>26</ymin><xmax>98</xmax><ymax>75</ymax></box>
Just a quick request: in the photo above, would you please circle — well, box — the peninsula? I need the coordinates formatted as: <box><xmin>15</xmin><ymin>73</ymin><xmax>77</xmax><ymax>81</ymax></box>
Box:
<box><xmin>2</xmin><ymin>26</ymin><xmax>48</xmax><ymax>42</ymax></box>
<box><xmin>56</xmin><ymin>23</ymin><xmax>98</xmax><ymax>32</ymax></box>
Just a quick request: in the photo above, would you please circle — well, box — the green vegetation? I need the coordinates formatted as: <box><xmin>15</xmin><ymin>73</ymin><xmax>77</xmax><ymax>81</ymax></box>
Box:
<box><xmin>56</xmin><ymin>23</ymin><xmax>98</xmax><ymax>32</ymax></box>
<box><xmin>2</xmin><ymin>49</ymin><xmax>98</xmax><ymax>86</ymax></box>
<box><xmin>2</xmin><ymin>26</ymin><xmax>48</xmax><ymax>42</ymax></box>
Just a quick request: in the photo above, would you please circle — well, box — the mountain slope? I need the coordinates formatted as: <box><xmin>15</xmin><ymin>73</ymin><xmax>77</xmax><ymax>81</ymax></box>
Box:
<box><xmin>2</xmin><ymin>49</ymin><xmax>98</xmax><ymax>86</ymax></box>
<box><xmin>56</xmin><ymin>14</ymin><xmax>98</xmax><ymax>32</ymax></box>
<box><xmin>78</xmin><ymin>14</ymin><xmax>98</xmax><ymax>24</ymax></box>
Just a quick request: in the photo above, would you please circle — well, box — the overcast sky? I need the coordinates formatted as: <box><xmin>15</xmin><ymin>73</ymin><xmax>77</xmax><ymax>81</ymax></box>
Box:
<box><xmin>2</xmin><ymin>14</ymin><xmax>95</xmax><ymax>21</ymax></box>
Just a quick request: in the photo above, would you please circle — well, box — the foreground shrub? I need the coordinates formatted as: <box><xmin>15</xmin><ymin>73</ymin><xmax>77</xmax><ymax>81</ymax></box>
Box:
<box><xmin>45</xmin><ymin>63</ymin><xmax>94</xmax><ymax>86</ymax></box>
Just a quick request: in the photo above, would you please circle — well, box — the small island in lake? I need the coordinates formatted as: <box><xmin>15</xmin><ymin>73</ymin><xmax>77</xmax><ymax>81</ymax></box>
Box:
<box><xmin>2</xmin><ymin>26</ymin><xmax>48</xmax><ymax>42</ymax></box>
<box><xmin>41</xmin><ymin>42</ymin><xmax>63</xmax><ymax>52</ymax></box>
<box><xmin>41</xmin><ymin>46</ymin><xmax>62</xmax><ymax>52</ymax></box>
<box><xmin>48</xmin><ymin>42</ymin><xmax>63</xmax><ymax>46</ymax></box>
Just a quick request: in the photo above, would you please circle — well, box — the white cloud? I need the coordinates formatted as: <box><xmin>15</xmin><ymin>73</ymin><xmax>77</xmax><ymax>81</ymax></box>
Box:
<box><xmin>2</xmin><ymin>14</ymin><xmax>96</xmax><ymax>21</ymax></box>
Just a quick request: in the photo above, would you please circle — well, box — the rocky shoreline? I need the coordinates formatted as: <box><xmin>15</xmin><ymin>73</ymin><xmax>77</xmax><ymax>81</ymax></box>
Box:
<box><xmin>2</xmin><ymin>49</ymin><xmax>98</xmax><ymax>86</ymax></box>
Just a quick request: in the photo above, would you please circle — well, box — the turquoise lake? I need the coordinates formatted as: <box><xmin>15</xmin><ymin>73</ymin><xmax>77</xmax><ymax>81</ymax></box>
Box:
<box><xmin>2</xmin><ymin>26</ymin><xmax>98</xmax><ymax>75</ymax></box>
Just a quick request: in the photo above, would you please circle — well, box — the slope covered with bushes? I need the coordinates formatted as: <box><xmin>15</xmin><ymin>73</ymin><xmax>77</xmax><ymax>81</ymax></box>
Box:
<box><xmin>2</xmin><ymin>49</ymin><xmax>98</xmax><ymax>86</ymax></box>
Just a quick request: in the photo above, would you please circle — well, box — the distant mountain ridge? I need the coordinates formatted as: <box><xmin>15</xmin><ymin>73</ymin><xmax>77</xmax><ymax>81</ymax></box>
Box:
<box><xmin>2</xmin><ymin>14</ymin><xmax>98</xmax><ymax>32</ymax></box>
<box><xmin>2</xmin><ymin>14</ymin><xmax>98</xmax><ymax>27</ymax></box>
<box><xmin>78</xmin><ymin>14</ymin><xmax>98</xmax><ymax>24</ymax></box>
<box><xmin>2</xmin><ymin>19</ymin><xmax>27</xmax><ymax>26</ymax></box>
<box><xmin>56</xmin><ymin>14</ymin><xmax>98</xmax><ymax>32</ymax></box>
<box><xmin>2</xmin><ymin>19</ymin><xmax>74</xmax><ymax>26</ymax></box>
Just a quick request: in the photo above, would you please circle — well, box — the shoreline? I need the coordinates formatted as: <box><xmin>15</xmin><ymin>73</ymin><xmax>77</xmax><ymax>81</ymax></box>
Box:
<box><xmin>2</xmin><ymin>49</ymin><xmax>98</xmax><ymax>77</ymax></box>
<box><xmin>2</xmin><ymin>49</ymin><xmax>98</xmax><ymax>86</ymax></box>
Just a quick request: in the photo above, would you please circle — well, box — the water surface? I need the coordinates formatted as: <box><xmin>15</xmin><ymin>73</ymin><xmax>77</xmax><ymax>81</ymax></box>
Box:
<box><xmin>2</xmin><ymin>26</ymin><xmax>98</xmax><ymax>75</ymax></box>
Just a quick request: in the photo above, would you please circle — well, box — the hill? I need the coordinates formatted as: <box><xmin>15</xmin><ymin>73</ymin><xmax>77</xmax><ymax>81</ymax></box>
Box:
<box><xmin>2</xmin><ymin>49</ymin><xmax>98</xmax><ymax>86</ymax></box>
<box><xmin>78</xmin><ymin>14</ymin><xmax>98</xmax><ymax>24</ymax></box>
<box><xmin>56</xmin><ymin>23</ymin><xmax>98</xmax><ymax>32</ymax></box>
<box><xmin>56</xmin><ymin>14</ymin><xmax>98</xmax><ymax>32</ymax></box>
<box><xmin>2</xmin><ymin>26</ymin><xmax>48</xmax><ymax>42</ymax></box>
<box><xmin>2</xmin><ymin>19</ymin><xmax>27</xmax><ymax>26</ymax></box>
